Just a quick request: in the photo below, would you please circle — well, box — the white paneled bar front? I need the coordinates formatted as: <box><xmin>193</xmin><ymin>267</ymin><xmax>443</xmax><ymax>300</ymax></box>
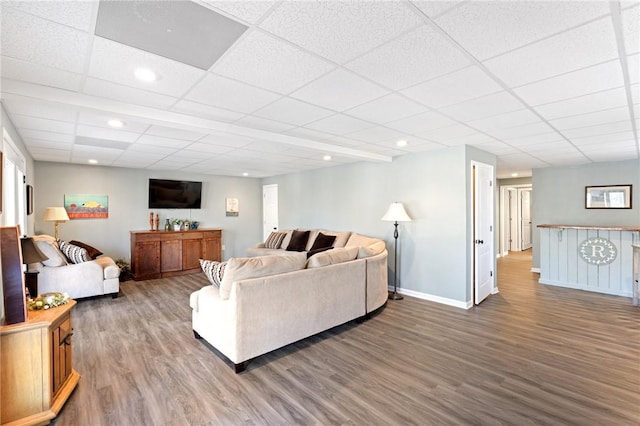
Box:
<box><xmin>538</xmin><ymin>225</ymin><xmax>640</xmax><ymax>299</ymax></box>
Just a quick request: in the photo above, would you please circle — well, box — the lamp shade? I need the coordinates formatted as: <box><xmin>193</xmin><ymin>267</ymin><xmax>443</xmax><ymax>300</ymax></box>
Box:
<box><xmin>20</xmin><ymin>237</ymin><xmax>49</xmax><ymax>264</ymax></box>
<box><xmin>43</xmin><ymin>207</ymin><xmax>69</xmax><ymax>222</ymax></box>
<box><xmin>381</xmin><ymin>202</ymin><xmax>412</xmax><ymax>222</ymax></box>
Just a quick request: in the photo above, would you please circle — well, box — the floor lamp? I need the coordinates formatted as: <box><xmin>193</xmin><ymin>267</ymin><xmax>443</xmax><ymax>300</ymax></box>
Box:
<box><xmin>382</xmin><ymin>202</ymin><xmax>412</xmax><ymax>300</ymax></box>
<box><xmin>43</xmin><ymin>207</ymin><xmax>69</xmax><ymax>240</ymax></box>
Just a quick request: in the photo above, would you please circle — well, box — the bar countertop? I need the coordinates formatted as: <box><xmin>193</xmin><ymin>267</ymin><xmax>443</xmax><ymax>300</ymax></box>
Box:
<box><xmin>537</xmin><ymin>224</ymin><xmax>640</xmax><ymax>231</ymax></box>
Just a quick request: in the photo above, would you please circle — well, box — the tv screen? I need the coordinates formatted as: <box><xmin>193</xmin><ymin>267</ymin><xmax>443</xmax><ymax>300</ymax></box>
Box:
<box><xmin>148</xmin><ymin>179</ymin><xmax>202</xmax><ymax>209</ymax></box>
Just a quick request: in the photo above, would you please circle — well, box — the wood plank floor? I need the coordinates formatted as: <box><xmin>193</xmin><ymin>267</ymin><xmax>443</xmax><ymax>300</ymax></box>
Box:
<box><xmin>54</xmin><ymin>250</ymin><xmax>640</xmax><ymax>425</ymax></box>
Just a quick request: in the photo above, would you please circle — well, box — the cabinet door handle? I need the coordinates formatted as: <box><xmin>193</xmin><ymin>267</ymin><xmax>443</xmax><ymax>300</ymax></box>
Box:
<box><xmin>60</xmin><ymin>332</ymin><xmax>74</xmax><ymax>346</ymax></box>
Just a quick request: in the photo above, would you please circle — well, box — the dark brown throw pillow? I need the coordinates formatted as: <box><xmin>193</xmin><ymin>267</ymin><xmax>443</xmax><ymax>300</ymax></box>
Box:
<box><xmin>69</xmin><ymin>240</ymin><xmax>103</xmax><ymax>259</ymax></box>
<box><xmin>286</xmin><ymin>230</ymin><xmax>310</xmax><ymax>252</ymax></box>
<box><xmin>307</xmin><ymin>246</ymin><xmax>333</xmax><ymax>259</ymax></box>
<box><xmin>310</xmin><ymin>232</ymin><xmax>336</xmax><ymax>251</ymax></box>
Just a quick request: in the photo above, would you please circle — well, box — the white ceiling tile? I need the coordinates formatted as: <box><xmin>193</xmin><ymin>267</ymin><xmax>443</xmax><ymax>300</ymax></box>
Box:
<box><xmin>484</xmin><ymin>17</ymin><xmax>619</xmax><ymax>87</ymax></box>
<box><xmin>284</xmin><ymin>127</ymin><xmax>334</xmax><ymax>142</ymax></box>
<box><xmin>507</xmin><ymin>132</ymin><xmax>565</xmax><ymax>147</ymax></box>
<box><xmin>439</xmin><ymin>91</ymin><xmax>525</xmax><ymax>122</ymax></box>
<box><xmin>10</xmin><ymin>114</ymin><xmax>75</xmax><ymax>134</ymax></box>
<box><xmin>146</xmin><ymin>160</ymin><xmax>195</xmax><ymax>171</ymax></box>
<box><xmin>27</xmin><ymin>147</ymin><xmax>71</xmax><ymax>161</ymax></box>
<box><xmin>628</xmin><ymin>54</ymin><xmax>639</xmax><ymax>84</ymax></box>
<box><xmin>1</xmin><ymin>57</ymin><xmax>84</xmax><ymax>91</ymax></box>
<box><xmin>304</xmin><ymin>114</ymin><xmax>374</xmax><ymax>135</ymax></box>
<box><xmin>260</xmin><ymin>1</ymin><xmax>423</xmax><ymax>64</ymax></box>
<box><xmin>411</xmin><ymin>1</ymin><xmax>465</xmax><ymax>19</ymax></box>
<box><xmin>242</xmin><ymin>141</ymin><xmax>291</xmax><ymax>154</ymax></box>
<box><xmin>386</xmin><ymin>111</ymin><xmax>456</xmax><ymax>134</ymax></box>
<box><xmin>19</xmin><ymin>129</ymin><xmax>75</xmax><ymax>144</ymax></box>
<box><xmin>488</xmin><ymin>122</ymin><xmax>555</xmax><ymax>140</ymax></box>
<box><xmin>344</xmin><ymin>94</ymin><xmax>428</xmax><ymax>124</ymax></box>
<box><xmin>346</xmin><ymin>24</ymin><xmax>472</xmax><ymax>90</ymax></box>
<box><xmin>182</xmin><ymin>142</ymin><xmax>234</xmax><ymax>154</ymax></box>
<box><xmin>441</xmin><ymin>133</ymin><xmax>496</xmax><ymax>146</ymax></box>
<box><xmin>77</xmin><ymin>111</ymin><xmax>150</xmax><ymax>133</ymax></box>
<box><xmin>418</xmin><ymin>123</ymin><xmax>478</xmax><ymax>143</ymax></box>
<box><xmin>76</xmin><ymin>124</ymin><xmax>140</xmax><ymax>143</ymax></box>
<box><xmin>83</xmin><ymin>78</ymin><xmax>179</xmax><ymax>109</ymax></box>
<box><xmin>467</xmin><ymin>109</ymin><xmax>541</xmax><ymax>133</ymax></box>
<box><xmin>233</xmin><ymin>116</ymin><xmax>296</xmax><ymax>133</ymax></box>
<box><xmin>201</xmin><ymin>1</ymin><xmax>277</xmax><ymax>24</ymax></box>
<box><xmin>323</xmin><ymin>135</ymin><xmax>366</xmax><ymax>148</ymax></box>
<box><xmin>136</xmin><ymin>134</ymin><xmax>191</xmax><ymax>149</ymax></box>
<box><xmin>164</xmin><ymin>150</ymin><xmax>211</xmax><ymax>162</ymax></box>
<box><xmin>534</xmin><ymin>87</ymin><xmax>629</xmax><ymax>120</ymax></box>
<box><xmin>345</xmin><ymin>126</ymin><xmax>411</xmax><ymax>144</ymax></box>
<box><xmin>474</xmin><ymin>141</ymin><xmax>520</xmax><ymax>156</ymax></box>
<box><xmin>199</xmin><ymin>132</ymin><xmax>255</xmax><ymax>148</ymax></box>
<box><xmin>145</xmin><ymin>126</ymin><xmax>205</xmax><ymax>141</ymax></box>
<box><xmin>570</xmin><ymin>131</ymin><xmax>635</xmax><ymax>146</ymax></box>
<box><xmin>4</xmin><ymin>1</ymin><xmax>96</xmax><ymax>32</ymax></box>
<box><xmin>290</xmin><ymin>69</ymin><xmax>389</xmax><ymax>112</ymax></box>
<box><xmin>213</xmin><ymin>30</ymin><xmax>335</xmax><ymax>94</ymax></box>
<box><xmin>88</xmin><ymin>37</ymin><xmax>206</xmax><ymax>97</ymax></box>
<box><xmin>170</xmin><ymin>100</ymin><xmax>245</xmax><ymax>122</ymax></box>
<box><xmin>519</xmin><ymin>140</ymin><xmax>578</xmax><ymax>154</ymax></box>
<box><xmin>23</xmin><ymin>138</ymin><xmax>73</xmax><ymax>150</ymax></box>
<box><xmin>3</xmin><ymin>99</ymin><xmax>78</xmax><ymax>122</ymax></box>
<box><xmin>126</xmin><ymin>143</ymin><xmax>175</xmax><ymax>156</ymax></box>
<box><xmin>72</xmin><ymin>145</ymin><xmax>123</xmax><ymax>160</ymax></box>
<box><xmin>434</xmin><ymin>1</ymin><xmax>610</xmax><ymax>60</ymax></box>
<box><xmin>117</xmin><ymin>150</ymin><xmax>166</xmax><ymax>162</ymax></box>
<box><xmin>622</xmin><ymin>5</ymin><xmax>639</xmax><ymax>55</ymax></box>
<box><xmin>253</xmin><ymin>98</ymin><xmax>334</xmax><ymax>126</ymax></box>
<box><xmin>1</xmin><ymin>8</ymin><xmax>90</xmax><ymax>73</ymax></box>
<box><xmin>560</xmin><ymin>120</ymin><xmax>632</xmax><ymax>138</ymax></box>
<box><xmin>581</xmin><ymin>140</ymin><xmax>638</xmax><ymax>153</ymax></box>
<box><xmin>186</xmin><ymin>73</ymin><xmax>281</xmax><ymax>114</ymax></box>
<box><xmin>632</xmin><ymin>83</ymin><xmax>639</xmax><ymax>104</ymax></box>
<box><xmin>549</xmin><ymin>107</ymin><xmax>632</xmax><ymax>131</ymax></box>
<box><xmin>586</xmin><ymin>150</ymin><xmax>639</xmax><ymax>162</ymax></box>
<box><xmin>401</xmin><ymin>66</ymin><xmax>502</xmax><ymax>108</ymax></box>
<box><xmin>514</xmin><ymin>60</ymin><xmax>624</xmax><ymax>106</ymax></box>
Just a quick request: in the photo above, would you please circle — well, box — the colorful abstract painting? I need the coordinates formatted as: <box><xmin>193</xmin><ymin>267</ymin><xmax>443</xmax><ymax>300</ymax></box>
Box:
<box><xmin>64</xmin><ymin>194</ymin><xmax>109</xmax><ymax>219</ymax></box>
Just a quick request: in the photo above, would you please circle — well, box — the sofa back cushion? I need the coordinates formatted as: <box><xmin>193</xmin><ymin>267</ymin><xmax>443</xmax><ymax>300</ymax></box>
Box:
<box><xmin>306</xmin><ymin>246</ymin><xmax>358</xmax><ymax>268</ymax></box>
<box><xmin>219</xmin><ymin>252</ymin><xmax>307</xmax><ymax>300</ymax></box>
<box><xmin>33</xmin><ymin>235</ymin><xmax>68</xmax><ymax>267</ymax></box>
<box><xmin>319</xmin><ymin>230</ymin><xmax>352</xmax><ymax>248</ymax></box>
<box><xmin>345</xmin><ymin>233</ymin><xmax>386</xmax><ymax>259</ymax></box>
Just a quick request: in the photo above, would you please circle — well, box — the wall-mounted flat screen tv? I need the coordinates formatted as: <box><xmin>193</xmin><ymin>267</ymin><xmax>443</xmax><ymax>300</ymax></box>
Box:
<box><xmin>148</xmin><ymin>179</ymin><xmax>202</xmax><ymax>209</ymax></box>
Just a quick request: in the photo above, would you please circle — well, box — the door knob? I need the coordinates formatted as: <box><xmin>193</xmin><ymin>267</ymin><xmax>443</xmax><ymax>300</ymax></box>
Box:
<box><xmin>475</xmin><ymin>239</ymin><xmax>484</xmax><ymax>244</ymax></box>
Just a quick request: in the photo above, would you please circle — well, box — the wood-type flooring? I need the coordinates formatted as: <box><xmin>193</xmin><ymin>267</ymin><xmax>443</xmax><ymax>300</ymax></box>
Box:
<box><xmin>53</xmin><ymin>250</ymin><xmax>639</xmax><ymax>425</ymax></box>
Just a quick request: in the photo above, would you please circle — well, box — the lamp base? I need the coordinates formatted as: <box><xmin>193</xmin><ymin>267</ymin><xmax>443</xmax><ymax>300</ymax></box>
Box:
<box><xmin>388</xmin><ymin>291</ymin><xmax>404</xmax><ymax>300</ymax></box>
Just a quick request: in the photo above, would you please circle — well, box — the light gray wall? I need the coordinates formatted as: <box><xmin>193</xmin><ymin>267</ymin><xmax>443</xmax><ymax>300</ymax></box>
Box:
<box><xmin>34</xmin><ymin>162</ymin><xmax>263</xmax><ymax>261</ymax></box>
<box><xmin>531</xmin><ymin>159</ymin><xmax>640</xmax><ymax>268</ymax></box>
<box><xmin>265</xmin><ymin>145</ymin><xmax>496</xmax><ymax>304</ymax></box>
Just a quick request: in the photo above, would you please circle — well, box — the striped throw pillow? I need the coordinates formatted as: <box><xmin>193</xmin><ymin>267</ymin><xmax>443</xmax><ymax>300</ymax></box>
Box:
<box><xmin>200</xmin><ymin>259</ymin><xmax>227</xmax><ymax>287</ymax></box>
<box><xmin>58</xmin><ymin>240</ymin><xmax>91</xmax><ymax>264</ymax></box>
<box><xmin>264</xmin><ymin>231</ymin><xmax>286</xmax><ymax>249</ymax></box>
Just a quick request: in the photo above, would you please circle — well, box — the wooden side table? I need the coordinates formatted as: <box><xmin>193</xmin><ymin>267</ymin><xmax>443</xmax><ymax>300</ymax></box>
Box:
<box><xmin>0</xmin><ymin>300</ymin><xmax>80</xmax><ymax>425</ymax></box>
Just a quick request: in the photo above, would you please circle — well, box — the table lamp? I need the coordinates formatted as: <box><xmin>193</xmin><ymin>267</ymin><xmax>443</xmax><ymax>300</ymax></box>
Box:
<box><xmin>20</xmin><ymin>237</ymin><xmax>49</xmax><ymax>298</ymax></box>
<box><xmin>43</xmin><ymin>207</ymin><xmax>69</xmax><ymax>240</ymax></box>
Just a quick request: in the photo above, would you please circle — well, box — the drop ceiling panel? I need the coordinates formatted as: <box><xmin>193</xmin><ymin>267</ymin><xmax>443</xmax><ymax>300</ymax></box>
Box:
<box><xmin>76</xmin><ymin>124</ymin><xmax>140</xmax><ymax>142</ymax></box>
<box><xmin>628</xmin><ymin>54</ymin><xmax>639</xmax><ymax>84</ymax></box>
<box><xmin>386</xmin><ymin>111</ymin><xmax>456</xmax><ymax>134</ymax></box>
<box><xmin>411</xmin><ymin>1</ymin><xmax>465</xmax><ymax>19</ymax></box>
<box><xmin>145</xmin><ymin>125</ymin><xmax>205</xmax><ymax>141</ymax></box>
<box><xmin>95</xmin><ymin>1</ymin><xmax>247</xmax><ymax>70</ymax></box>
<box><xmin>18</xmin><ymin>129</ymin><xmax>75</xmax><ymax>144</ymax></box>
<box><xmin>514</xmin><ymin>60</ymin><xmax>624</xmax><ymax>106</ymax></box>
<box><xmin>345</xmin><ymin>126</ymin><xmax>411</xmax><ymax>144</ymax></box>
<box><xmin>344</xmin><ymin>94</ymin><xmax>427</xmax><ymax>124</ymax></box>
<box><xmin>401</xmin><ymin>65</ymin><xmax>502</xmax><ymax>109</ymax></box>
<box><xmin>1</xmin><ymin>58</ymin><xmax>84</xmax><ymax>91</ymax></box>
<box><xmin>439</xmin><ymin>91</ymin><xmax>525</xmax><ymax>122</ymax></box>
<box><xmin>570</xmin><ymin>131</ymin><xmax>635</xmax><ymax>146</ymax></box>
<box><xmin>88</xmin><ymin>37</ymin><xmax>206</xmax><ymax>97</ymax></box>
<box><xmin>253</xmin><ymin>97</ymin><xmax>334</xmax><ymax>126</ymax></box>
<box><xmin>467</xmin><ymin>109</ymin><xmax>541</xmax><ymax>133</ymax></box>
<box><xmin>560</xmin><ymin>120</ymin><xmax>632</xmax><ymax>138</ymax></box>
<box><xmin>183</xmin><ymin>142</ymin><xmax>234</xmax><ymax>154</ymax></box>
<box><xmin>484</xmin><ymin>17</ymin><xmax>619</xmax><ymax>87</ymax></box>
<box><xmin>24</xmin><ymin>139</ymin><xmax>73</xmax><ymax>150</ymax></box>
<box><xmin>549</xmin><ymin>106</ymin><xmax>631</xmax><ymax>131</ymax></box>
<box><xmin>170</xmin><ymin>100</ymin><xmax>245</xmax><ymax>122</ymax></box>
<box><xmin>212</xmin><ymin>30</ymin><xmax>335</xmax><ymax>94</ymax></box>
<box><xmin>345</xmin><ymin>24</ymin><xmax>472</xmax><ymax>90</ymax></box>
<box><xmin>2</xmin><ymin>99</ymin><xmax>77</xmax><ymax>122</ymax></box>
<box><xmin>534</xmin><ymin>87</ymin><xmax>629</xmax><ymax>120</ymax></box>
<box><xmin>622</xmin><ymin>5</ymin><xmax>639</xmax><ymax>55</ymax></box>
<box><xmin>290</xmin><ymin>69</ymin><xmax>389</xmax><ymax>112</ymax></box>
<box><xmin>233</xmin><ymin>116</ymin><xmax>296</xmax><ymax>133</ymax></box>
<box><xmin>419</xmin><ymin>123</ymin><xmax>478</xmax><ymax>143</ymax></box>
<box><xmin>1</xmin><ymin>7</ymin><xmax>91</xmax><ymax>73</ymax></box>
<box><xmin>201</xmin><ymin>1</ymin><xmax>277</xmax><ymax>24</ymax></box>
<box><xmin>8</xmin><ymin>115</ymin><xmax>75</xmax><ymax>136</ymax></box>
<box><xmin>489</xmin><ymin>121</ymin><xmax>555</xmax><ymax>140</ymax></box>
<box><xmin>77</xmin><ymin>112</ymin><xmax>150</xmax><ymax>133</ymax></box>
<box><xmin>185</xmin><ymin>73</ymin><xmax>281</xmax><ymax>114</ymax></box>
<box><xmin>28</xmin><ymin>147</ymin><xmax>71</xmax><ymax>161</ymax></box>
<box><xmin>199</xmin><ymin>132</ymin><xmax>255</xmax><ymax>148</ymax></box>
<box><xmin>83</xmin><ymin>78</ymin><xmax>179</xmax><ymax>109</ymax></box>
<box><xmin>136</xmin><ymin>134</ymin><xmax>191</xmax><ymax>149</ymax></box>
<box><xmin>304</xmin><ymin>114</ymin><xmax>374</xmax><ymax>135</ymax></box>
<box><xmin>259</xmin><ymin>1</ymin><xmax>423</xmax><ymax>64</ymax></box>
<box><xmin>474</xmin><ymin>141</ymin><xmax>520</xmax><ymax>156</ymax></box>
<box><xmin>433</xmin><ymin>1</ymin><xmax>610</xmax><ymax>60</ymax></box>
<box><xmin>4</xmin><ymin>1</ymin><xmax>96</xmax><ymax>31</ymax></box>
<box><xmin>507</xmin><ymin>132</ymin><xmax>565</xmax><ymax>147</ymax></box>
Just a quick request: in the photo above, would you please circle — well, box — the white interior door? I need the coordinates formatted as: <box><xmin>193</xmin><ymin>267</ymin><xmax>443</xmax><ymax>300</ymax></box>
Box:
<box><xmin>520</xmin><ymin>188</ymin><xmax>532</xmax><ymax>250</ymax></box>
<box><xmin>474</xmin><ymin>162</ymin><xmax>494</xmax><ymax>305</ymax></box>
<box><xmin>262</xmin><ymin>184</ymin><xmax>278</xmax><ymax>241</ymax></box>
<box><xmin>508</xmin><ymin>189</ymin><xmax>518</xmax><ymax>251</ymax></box>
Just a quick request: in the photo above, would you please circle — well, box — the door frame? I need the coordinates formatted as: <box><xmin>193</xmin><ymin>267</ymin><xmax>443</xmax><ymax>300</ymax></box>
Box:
<box><xmin>472</xmin><ymin>161</ymin><xmax>495</xmax><ymax>305</ymax></box>
<box><xmin>498</xmin><ymin>183</ymin><xmax>532</xmax><ymax>256</ymax></box>
<box><xmin>262</xmin><ymin>184</ymin><xmax>278</xmax><ymax>241</ymax></box>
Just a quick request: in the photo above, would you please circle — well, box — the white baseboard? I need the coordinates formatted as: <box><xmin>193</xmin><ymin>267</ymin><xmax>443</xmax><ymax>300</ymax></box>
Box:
<box><xmin>538</xmin><ymin>278</ymin><xmax>632</xmax><ymax>298</ymax></box>
<box><xmin>388</xmin><ymin>286</ymin><xmax>472</xmax><ymax>309</ymax></box>
<box><xmin>531</xmin><ymin>267</ymin><xmax>541</xmax><ymax>273</ymax></box>
<box><xmin>491</xmin><ymin>287</ymin><xmax>500</xmax><ymax>294</ymax></box>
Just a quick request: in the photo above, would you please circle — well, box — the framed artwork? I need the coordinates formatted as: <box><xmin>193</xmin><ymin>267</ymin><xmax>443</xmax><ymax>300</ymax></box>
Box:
<box><xmin>26</xmin><ymin>184</ymin><xmax>33</xmax><ymax>215</ymax></box>
<box><xmin>585</xmin><ymin>185</ymin><xmax>632</xmax><ymax>209</ymax></box>
<box><xmin>64</xmin><ymin>194</ymin><xmax>109</xmax><ymax>218</ymax></box>
<box><xmin>226</xmin><ymin>198</ymin><xmax>239</xmax><ymax>217</ymax></box>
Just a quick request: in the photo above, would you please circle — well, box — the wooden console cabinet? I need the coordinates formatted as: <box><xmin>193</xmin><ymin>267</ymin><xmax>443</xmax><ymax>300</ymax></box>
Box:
<box><xmin>131</xmin><ymin>229</ymin><xmax>222</xmax><ymax>280</ymax></box>
<box><xmin>1</xmin><ymin>300</ymin><xmax>80</xmax><ymax>426</ymax></box>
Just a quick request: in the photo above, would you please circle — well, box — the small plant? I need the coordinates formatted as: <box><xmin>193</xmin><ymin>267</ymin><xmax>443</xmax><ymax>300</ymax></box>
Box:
<box><xmin>115</xmin><ymin>258</ymin><xmax>132</xmax><ymax>282</ymax></box>
<box><xmin>170</xmin><ymin>218</ymin><xmax>183</xmax><ymax>226</ymax></box>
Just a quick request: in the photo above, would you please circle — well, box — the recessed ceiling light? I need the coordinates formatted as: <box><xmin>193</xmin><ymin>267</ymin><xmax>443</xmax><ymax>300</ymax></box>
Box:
<box><xmin>511</xmin><ymin>173</ymin><xmax>519</xmax><ymax>177</ymax></box>
<box><xmin>88</xmin><ymin>159</ymin><xmax>98</xmax><ymax>164</ymax></box>
<box><xmin>107</xmin><ymin>119</ymin><xmax>124</xmax><ymax>128</ymax></box>
<box><xmin>323</xmin><ymin>155</ymin><xmax>332</xmax><ymax>161</ymax></box>
<box><xmin>242</xmin><ymin>172</ymin><xmax>249</xmax><ymax>177</ymax></box>
<box><xmin>134</xmin><ymin>67</ymin><xmax>157</xmax><ymax>82</ymax></box>
<box><xmin>396</xmin><ymin>140</ymin><xmax>408</xmax><ymax>147</ymax></box>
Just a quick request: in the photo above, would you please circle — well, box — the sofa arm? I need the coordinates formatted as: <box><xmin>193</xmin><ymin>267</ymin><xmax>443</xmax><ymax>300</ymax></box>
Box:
<box><xmin>254</xmin><ymin>242</ymin><xmax>266</xmax><ymax>248</ymax></box>
<box><xmin>94</xmin><ymin>257</ymin><xmax>120</xmax><ymax>280</ymax></box>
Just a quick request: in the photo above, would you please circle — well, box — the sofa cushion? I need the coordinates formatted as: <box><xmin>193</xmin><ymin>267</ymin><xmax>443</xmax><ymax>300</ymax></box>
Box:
<box><xmin>306</xmin><ymin>246</ymin><xmax>358</xmax><ymax>268</ymax></box>
<box><xmin>264</xmin><ymin>231</ymin><xmax>287</xmax><ymax>249</ymax></box>
<box><xmin>319</xmin><ymin>230</ymin><xmax>352</xmax><ymax>248</ymax></box>
<box><xmin>219</xmin><ymin>252</ymin><xmax>307</xmax><ymax>300</ymax></box>
<box><xmin>286</xmin><ymin>230</ymin><xmax>310</xmax><ymax>252</ymax></box>
<box><xmin>33</xmin><ymin>235</ymin><xmax>67</xmax><ymax>267</ymax></box>
<box><xmin>279</xmin><ymin>230</ymin><xmax>293</xmax><ymax>249</ymax></box>
<box><xmin>345</xmin><ymin>233</ymin><xmax>386</xmax><ymax>258</ymax></box>
<box><xmin>200</xmin><ymin>259</ymin><xmax>227</xmax><ymax>287</ymax></box>
<box><xmin>306</xmin><ymin>246</ymin><xmax>333</xmax><ymax>259</ymax></box>
<box><xmin>310</xmin><ymin>232</ymin><xmax>336</xmax><ymax>251</ymax></box>
<box><xmin>69</xmin><ymin>240</ymin><xmax>103</xmax><ymax>259</ymax></box>
<box><xmin>59</xmin><ymin>240</ymin><xmax>91</xmax><ymax>264</ymax></box>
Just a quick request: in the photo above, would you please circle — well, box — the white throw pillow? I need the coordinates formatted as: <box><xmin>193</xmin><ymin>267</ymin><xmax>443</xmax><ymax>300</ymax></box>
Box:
<box><xmin>32</xmin><ymin>235</ymin><xmax>68</xmax><ymax>267</ymax></box>
<box><xmin>59</xmin><ymin>240</ymin><xmax>91</xmax><ymax>264</ymax></box>
<box><xmin>200</xmin><ymin>259</ymin><xmax>227</xmax><ymax>287</ymax></box>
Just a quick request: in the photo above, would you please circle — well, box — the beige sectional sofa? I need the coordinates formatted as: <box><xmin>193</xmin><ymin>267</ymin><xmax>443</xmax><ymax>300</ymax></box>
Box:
<box><xmin>190</xmin><ymin>230</ymin><xmax>388</xmax><ymax>373</ymax></box>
